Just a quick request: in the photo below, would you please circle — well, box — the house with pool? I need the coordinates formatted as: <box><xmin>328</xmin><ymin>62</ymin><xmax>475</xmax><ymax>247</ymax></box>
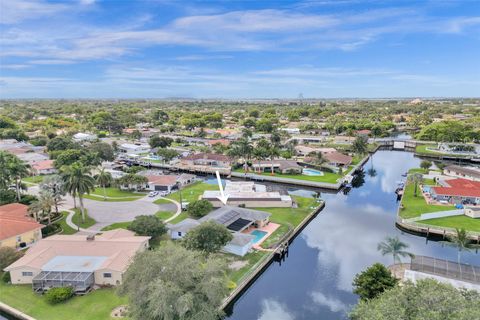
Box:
<box><xmin>429</xmin><ymin>178</ymin><xmax>480</xmax><ymax>206</ymax></box>
<box><xmin>168</xmin><ymin>206</ymin><xmax>275</xmax><ymax>256</ymax></box>
<box><xmin>251</xmin><ymin>159</ymin><xmax>302</xmax><ymax>174</ymax></box>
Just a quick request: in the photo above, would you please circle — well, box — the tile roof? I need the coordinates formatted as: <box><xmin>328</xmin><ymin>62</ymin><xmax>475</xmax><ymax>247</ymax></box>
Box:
<box><xmin>323</xmin><ymin>151</ymin><xmax>353</xmax><ymax>165</ymax></box>
<box><xmin>31</xmin><ymin>160</ymin><xmax>55</xmax><ymax>171</ymax></box>
<box><xmin>0</xmin><ymin>203</ymin><xmax>44</xmax><ymax>241</ymax></box>
<box><xmin>432</xmin><ymin>178</ymin><xmax>480</xmax><ymax>198</ymax></box>
<box><xmin>146</xmin><ymin>175</ymin><xmax>178</xmax><ymax>186</ymax></box>
<box><xmin>5</xmin><ymin>229</ymin><xmax>150</xmax><ymax>272</ymax></box>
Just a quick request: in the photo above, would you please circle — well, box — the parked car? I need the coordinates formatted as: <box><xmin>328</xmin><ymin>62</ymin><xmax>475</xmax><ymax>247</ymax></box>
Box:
<box><xmin>148</xmin><ymin>191</ymin><xmax>159</xmax><ymax>197</ymax></box>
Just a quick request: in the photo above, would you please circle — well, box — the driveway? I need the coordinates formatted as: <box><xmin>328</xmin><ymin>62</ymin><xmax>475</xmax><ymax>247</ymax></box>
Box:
<box><xmin>83</xmin><ymin>197</ymin><xmax>177</xmax><ymax>230</ymax></box>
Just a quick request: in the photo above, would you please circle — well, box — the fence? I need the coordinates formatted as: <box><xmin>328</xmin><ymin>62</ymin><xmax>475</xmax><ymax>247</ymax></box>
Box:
<box><xmin>410</xmin><ymin>255</ymin><xmax>480</xmax><ymax>285</ymax></box>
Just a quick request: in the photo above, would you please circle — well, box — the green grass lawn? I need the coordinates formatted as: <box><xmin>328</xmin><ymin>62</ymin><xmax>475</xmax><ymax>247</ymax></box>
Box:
<box><xmin>57</xmin><ymin>211</ymin><xmax>77</xmax><ymax>235</ymax></box>
<box><xmin>256</xmin><ymin>196</ymin><xmax>319</xmax><ymax>248</ymax></box>
<box><xmin>415</xmin><ymin>145</ymin><xmax>468</xmax><ymax>158</ymax></box>
<box><xmin>0</xmin><ymin>281</ymin><xmax>126</xmax><ymax>320</ymax></box>
<box><xmin>23</xmin><ymin>175</ymin><xmax>53</xmax><ymax>184</ymax></box>
<box><xmin>101</xmin><ymin>211</ymin><xmax>176</xmax><ymax>231</ymax></box>
<box><xmin>153</xmin><ymin>198</ymin><xmax>173</xmax><ymax>205</ymax></box>
<box><xmin>399</xmin><ymin>182</ymin><xmax>455</xmax><ymax>219</ymax></box>
<box><xmin>227</xmin><ymin>250</ymin><xmax>270</xmax><ymax>286</ymax></box>
<box><xmin>166</xmin><ymin>181</ymin><xmax>218</xmax><ymax>203</ymax></box>
<box><xmin>420</xmin><ymin>215</ymin><xmax>480</xmax><ymax>233</ymax></box>
<box><xmin>234</xmin><ymin>168</ymin><xmax>351</xmax><ymax>184</ymax></box>
<box><xmin>90</xmin><ymin>188</ymin><xmax>146</xmax><ymax>197</ymax></box>
<box><xmin>167</xmin><ymin>211</ymin><xmax>189</xmax><ymax>224</ymax></box>
<box><xmin>71</xmin><ymin>208</ymin><xmax>96</xmax><ymax>229</ymax></box>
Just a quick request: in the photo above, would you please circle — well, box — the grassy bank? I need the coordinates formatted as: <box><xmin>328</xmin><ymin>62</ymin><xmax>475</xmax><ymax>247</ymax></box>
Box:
<box><xmin>0</xmin><ymin>281</ymin><xmax>126</xmax><ymax>320</ymax></box>
<box><xmin>399</xmin><ymin>181</ymin><xmax>453</xmax><ymax>219</ymax></box>
<box><xmin>166</xmin><ymin>181</ymin><xmax>218</xmax><ymax>203</ymax></box>
<box><xmin>420</xmin><ymin>215</ymin><xmax>480</xmax><ymax>233</ymax></box>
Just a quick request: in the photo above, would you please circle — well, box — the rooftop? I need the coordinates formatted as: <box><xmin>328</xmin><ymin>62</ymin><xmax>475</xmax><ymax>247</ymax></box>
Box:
<box><xmin>0</xmin><ymin>203</ymin><xmax>44</xmax><ymax>241</ymax></box>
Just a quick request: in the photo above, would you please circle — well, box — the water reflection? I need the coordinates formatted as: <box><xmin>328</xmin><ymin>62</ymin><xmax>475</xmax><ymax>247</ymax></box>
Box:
<box><xmin>227</xmin><ymin>151</ymin><xmax>479</xmax><ymax>320</ymax></box>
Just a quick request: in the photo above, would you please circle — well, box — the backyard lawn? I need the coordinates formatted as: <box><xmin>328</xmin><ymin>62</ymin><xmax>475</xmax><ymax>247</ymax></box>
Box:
<box><xmin>256</xmin><ymin>196</ymin><xmax>320</xmax><ymax>248</ymax></box>
<box><xmin>226</xmin><ymin>250</ymin><xmax>270</xmax><ymax>286</ymax></box>
<box><xmin>234</xmin><ymin>168</ymin><xmax>352</xmax><ymax>184</ymax></box>
<box><xmin>415</xmin><ymin>145</ymin><xmax>468</xmax><ymax>158</ymax></box>
<box><xmin>420</xmin><ymin>215</ymin><xmax>480</xmax><ymax>233</ymax></box>
<box><xmin>399</xmin><ymin>181</ymin><xmax>453</xmax><ymax>219</ymax></box>
<box><xmin>0</xmin><ymin>281</ymin><xmax>126</xmax><ymax>320</ymax></box>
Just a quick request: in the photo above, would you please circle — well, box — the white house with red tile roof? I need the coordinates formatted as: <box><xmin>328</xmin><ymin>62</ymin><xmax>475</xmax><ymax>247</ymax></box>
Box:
<box><xmin>31</xmin><ymin>159</ymin><xmax>57</xmax><ymax>175</ymax></box>
<box><xmin>430</xmin><ymin>178</ymin><xmax>480</xmax><ymax>205</ymax></box>
<box><xmin>0</xmin><ymin>203</ymin><xmax>44</xmax><ymax>249</ymax></box>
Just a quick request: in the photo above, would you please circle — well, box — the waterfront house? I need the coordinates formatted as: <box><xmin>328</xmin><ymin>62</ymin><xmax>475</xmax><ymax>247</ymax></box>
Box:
<box><xmin>119</xmin><ymin>143</ymin><xmax>151</xmax><ymax>155</ymax></box>
<box><xmin>179</xmin><ymin>153</ymin><xmax>232</xmax><ymax>168</ymax></box>
<box><xmin>168</xmin><ymin>206</ymin><xmax>271</xmax><ymax>256</ymax></box>
<box><xmin>430</xmin><ymin>178</ymin><xmax>480</xmax><ymax>205</ymax></box>
<box><xmin>444</xmin><ymin>165</ymin><xmax>480</xmax><ymax>182</ymax></box>
<box><xmin>252</xmin><ymin>160</ymin><xmax>302</xmax><ymax>174</ymax></box>
<box><xmin>4</xmin><ymin>229</ymin><xmax>150</xmax><ymax>293</ymax></box>
<box><xmin>322</xmin><ymin>151</ymin><xmax>353</xmax><ymax>167</ymax></box>
<box><xmin>0</xmin><ymin>203</ymin><xmax>44</xmax><ymax>249</ymax></box>
<box><xmin>201</xmin><ymin>181</ymin><xmax>292</xmax><ymax>208</ymax></box>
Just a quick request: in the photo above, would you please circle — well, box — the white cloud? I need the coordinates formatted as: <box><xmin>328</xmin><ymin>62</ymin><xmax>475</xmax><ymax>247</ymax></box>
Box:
<box><xmin>0</xmin><ymin>0</ymin><xmax>68</xmax><ymax>24</ymax></box>
<box><xmin>2</xmin><ymin>7</ymin><xmax>479</xmax><ymax>64</ymax></box>
<box><xmin>310</xmin><ymin>291</ymin><xmax>348</xmax><ymax>313</ymax></box>
<box><xmin>258</xmin><ymin>299</ymin><xmax>295</xmax><ymax>320</ymax></box>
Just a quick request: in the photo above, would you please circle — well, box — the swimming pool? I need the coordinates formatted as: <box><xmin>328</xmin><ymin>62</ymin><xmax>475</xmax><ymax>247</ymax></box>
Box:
<box><xmin>250</xmin><ymin>230</ymin><xmax>268</xmax><ymax>244</ymax></box>
<box><xmin>302</xmin><ymin>168</ymin><xmax>324</xmax><ymax>176</ymax></box>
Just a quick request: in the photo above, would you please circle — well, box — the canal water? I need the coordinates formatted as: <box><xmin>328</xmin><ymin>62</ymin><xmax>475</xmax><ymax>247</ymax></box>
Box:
<box><xmin>226</xmin><ymin>150</ymin><xmax>479</xmax><ymax>320</ymax></box>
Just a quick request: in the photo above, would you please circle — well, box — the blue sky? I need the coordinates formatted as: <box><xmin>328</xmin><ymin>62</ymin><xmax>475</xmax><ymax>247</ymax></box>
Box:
<box><xmin>1</xmin><ymin>0</ymin><xmax>479</xmax><ymax>99</ymax></box>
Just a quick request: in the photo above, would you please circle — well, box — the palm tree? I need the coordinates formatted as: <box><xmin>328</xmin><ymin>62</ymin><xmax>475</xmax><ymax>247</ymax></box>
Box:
<box><xmin>40</xmin><ymin>175</ymin><xmax>66</xmax><ymax>216</ymax></box>
<box><xmin>444</xmin><ymin>228</ymin><xmax>478</xmax><ymax>264</ymax></box>
<box><xmin>407</xmin><ymin>173</ymin><xmax>424</xmax><ymax>197</ymax></box>
<box><xmin>29</xmin><ymin>190</ymin><xmax>55</xmax><ymax>225</ymax></box>
<box><xmin>377</xmin><ymin>236</ymin><xmax>414</xmax><ymax>264</ymax></box>
<box><xmin>7</xmin><ymin>155</ymin><xmax>30</xmax><ymax>201</ymax></box>
<box><xmin>269</xmin><ymin>146</ymin><xmax>280</xmax><ymax>176</ymax></box>
<box><xmin>61</xmin><ymin>163</ymin><xmax>95</xmax><ymax>223</ymax></box>
<box><xmin>96</xmin><ymin>168</ymin><xmax>112</xmax><ymax>200</ymax></box>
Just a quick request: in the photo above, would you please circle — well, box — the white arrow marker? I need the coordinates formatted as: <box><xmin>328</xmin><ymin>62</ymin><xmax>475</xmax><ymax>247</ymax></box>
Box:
<box><xmin>215</xmin><ymin>170</ymin><xmax>229</xmax><ymax>205</ymax></box>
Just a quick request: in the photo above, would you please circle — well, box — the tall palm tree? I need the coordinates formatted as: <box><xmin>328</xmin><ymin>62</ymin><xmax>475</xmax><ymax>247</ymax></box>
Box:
<box><xmin>407</xmin><ymin>173</ymin><xmax>424</xmax><ymax>197</ymax></box>
<box><xmin>377</xmin><ymin>236</ymin><xmax>414</xmax><ymax>264</ymax></box>
<box><xmin>61</xmin><ymin>163</ymin><xmax>95</xmax><ymax>223</ymax></box>
<box><xmin>269</xmin><ymin>146</ymin><xmax>280</xmax><ymax>176</ymax></box>
<box><xmin>7</xmin><ymin>155</ymin><xmax>30</xmax><ymax>201</ymax></box>
<box><xmin>96</xmin><ymin>168</ymin><xmax>112</xmax><ymax>200</ymax></box>
<box><xmin>444</xmin><ymin>228</ymin><xmax>478</xmax><ymax>264</ymax></box>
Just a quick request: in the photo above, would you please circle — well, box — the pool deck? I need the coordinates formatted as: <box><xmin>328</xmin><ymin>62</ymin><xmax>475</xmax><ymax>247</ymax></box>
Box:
<box><xmin>241</xmin><ymin>222</ymin><xmax>280</xmax><ymax>250</ymax></box>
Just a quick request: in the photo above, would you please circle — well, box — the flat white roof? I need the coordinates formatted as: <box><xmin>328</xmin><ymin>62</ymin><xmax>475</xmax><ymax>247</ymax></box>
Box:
<box><xmin>42</xmin><ymin>256</ymin><xmax>108</xmax><ymax>272</ymax></box>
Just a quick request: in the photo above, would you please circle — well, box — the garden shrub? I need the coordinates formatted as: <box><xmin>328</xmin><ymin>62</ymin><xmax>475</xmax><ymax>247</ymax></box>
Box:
<box><xmin>45</xmin><ymin>286</ymin><xmax>75</xmax><ymax>304</ymax></box>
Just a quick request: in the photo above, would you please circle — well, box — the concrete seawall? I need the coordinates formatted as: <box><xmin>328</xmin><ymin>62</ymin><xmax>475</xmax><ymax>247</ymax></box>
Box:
<box><xmin>0</xmin><ymin>302</ymin><xmax>35</xmax><ymax>320</ymax></box>
<box><xmin>221</xmin><ymin>201</ymin><xmax>326</xmax><ymax>311</ymax></box>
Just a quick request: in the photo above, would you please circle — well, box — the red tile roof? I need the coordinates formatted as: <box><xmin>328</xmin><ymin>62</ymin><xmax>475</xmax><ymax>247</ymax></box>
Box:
<box><xmin>431</xmin><ymin>178</ymin><xmax>480</xmax><ymax>198</ymax></box>
<box><xmin>0</xmin><ymin>203</ymin><xmax>44</xmax><ymax>241</ymax></box>
<box><xmin>32</xmin><ymin>160</ymin><xmax>54</xmax><ymax>171</ymax></box>
<box><xmin>146</xmin><ymin>175</ymin><xmax>178</xmax><ymax>186</ymax></box>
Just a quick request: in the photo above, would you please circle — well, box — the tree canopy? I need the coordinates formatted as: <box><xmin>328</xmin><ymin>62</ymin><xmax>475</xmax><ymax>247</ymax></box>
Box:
<box><xmin>350</xmin><ymin>279</ymin><xmax>480</xmax><ymax>320</ymax></box>
<box><xmin>118</xmin><ymin>243</ymin><xmax>228</xmax><ymax>320</ymax></box>
<box><xmin>182</xmin><ymin>221</ymin><xmax>233</xmax><ymax>254</ymax></box>
<box><xmin>352</xmin><ymin>263</ymin><xmax>398</xmax><ymax>301</ymax></box>
<box><xmin>127</xmin><ymin>215</ymin><xmax>167</xmax><ymax>239</ymax></box>
<box><xmin>187</xmin><ymin>199</ymin><xmax>213</xmax><ymax>218</ymax></box>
